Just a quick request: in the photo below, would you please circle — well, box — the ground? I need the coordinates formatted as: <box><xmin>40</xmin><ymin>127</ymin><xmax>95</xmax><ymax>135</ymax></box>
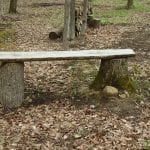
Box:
<box><xmin>0</xmin><ymin>0</ymin><xmax>149</xmax><ymax>149</ymax></box>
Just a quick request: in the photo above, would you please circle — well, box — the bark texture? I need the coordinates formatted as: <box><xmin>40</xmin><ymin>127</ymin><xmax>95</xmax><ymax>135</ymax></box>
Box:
<box><xmin>81</xmin><ymin>0</ymin><xmax>88</xmax><ymax>36</ymax></box>
<box><xmin>9</xmin><ymin>0</ymin><xmax>18</xmax><ymax>13</ymax></box>
<box><xmin>0</xmin><ymin>62</ymin><xmax>24</xmax><ymax>109</ymax></box>
<box><xmin>0</xmin><ymin>0</ymin><xmax>4</xmax><ymax>15</ymax></box>
<box><xmin>127</xmin><ymin>0</ymin><xmax>134</xmax><ymax>9</ymax></box>
<box><xmin>63</xmin><ymin>0</ymin><xmax>71</xmax><ymax>50</ymax></box>
<box><xmin>75</xmin><ymin>1</ymin><xmax>99</xmax><ymax>36</ymax></box>
<box><xmin>90</xmin><ymin>59</ymin><xmax>136</xmax><ymax>92</ymax></box>
<box><xmin>69</xmin><ymin>0</ymin><xmax>75</xmax><ymax>40</ymax></box>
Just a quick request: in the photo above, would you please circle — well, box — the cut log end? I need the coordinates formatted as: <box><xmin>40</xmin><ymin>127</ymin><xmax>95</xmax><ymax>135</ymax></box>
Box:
<box><xmin>49</xmin><ymin>28</ymin><xmax>63</xmax><ymax>40</ymax></box>
<box><xmin>87</xmin><ymin>15</ymin><xmax>101</xmax><ymax>28</ymax></box>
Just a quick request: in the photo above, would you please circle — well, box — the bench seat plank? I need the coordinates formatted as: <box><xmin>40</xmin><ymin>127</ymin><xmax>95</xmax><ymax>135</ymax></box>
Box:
<box><xmin>0</xmin><ymin>49</ymin><xmax>135</xmax><ymax>62</ymax></box>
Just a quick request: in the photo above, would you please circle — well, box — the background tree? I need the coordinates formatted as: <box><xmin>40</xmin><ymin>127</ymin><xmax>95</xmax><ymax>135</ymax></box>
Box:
<box><xmin>0</xmin><ymin>0</ymin><xmax>4</xmax><ymax>15</ymax></box>
<box><xmin>127</xmin><ymin>0</ymin><xmax>134</xmax><ymax>9</ymax></box>
<box><xmin>9</xmin><ymin>0</ymin><xmax>18</xmax><ymax>13</ymax></box>
<box><xmin>81</xmin><ymin>0</ymin><xmax>88</xmax><ymax>37</ymax></box>
<box><xmin>69</xmin><ymin>0</ymin><xmax>75</xmax><ymax>40</ymax></box>
<box><xmin>63</xmin><ymin>0</ymin><xmax>71</xmax><ymax>50</ymax></box>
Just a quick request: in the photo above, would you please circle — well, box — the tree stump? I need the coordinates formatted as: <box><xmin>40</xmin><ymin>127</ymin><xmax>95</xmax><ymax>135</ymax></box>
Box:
<box><xmin>0</xmin><ymin>62</ymin><xmax>24</xmax><ymax>109</ymax></box>
<box><xmin>49</xmin><ymin>28</ymin><xmax>63</xmax><ymax>40</ymax></box>
<box><xmin>87</xmin><ymin>15</ymin><xmax>101</xmax><ymax>28</ymax></box>
<box><xmin>90</xmin><ymin>59</ymin><xmax>136</xmax><ymax>93</ymax></box>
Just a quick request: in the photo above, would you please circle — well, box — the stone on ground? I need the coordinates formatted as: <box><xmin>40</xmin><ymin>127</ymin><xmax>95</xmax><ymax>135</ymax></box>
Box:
<box><xmin>103</xmin><ymin>86</ymin><xmax>119</xmax><ymax>97</ymax></box>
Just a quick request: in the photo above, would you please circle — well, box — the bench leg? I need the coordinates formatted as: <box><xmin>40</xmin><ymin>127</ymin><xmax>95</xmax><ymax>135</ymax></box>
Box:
<box><xmin>90</xmin><ymin>59</ymin><xmax>136</xmax><ymax>93</ymax></box>
<box><xmin>0</xmin><ymin>62</ymin><xmax>24</xmax><ymax>109</ymax></box>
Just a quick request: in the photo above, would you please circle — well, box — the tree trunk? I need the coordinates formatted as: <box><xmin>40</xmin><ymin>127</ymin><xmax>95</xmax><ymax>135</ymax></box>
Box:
<box><xmin>75</xmin><ymin>1</ymin><xmax>96</xmax><ymax>37</ymax></box>
<box><xmin>63</xmin><ymin>0</ymin><xmax>71</xmax><ymax>50</ymax></box>
<box><xmin>75</xmin><ymin>7</ymin><xmax>82</xmax><ymax>36</ymax></box>
<box><xmin>0</xmin><ymin>0</ymin><xmax>4</xmax><ymax>15</ymax></box>
<box><xmin>69</xmin><ymin>0</ymin><xmax>75</xmax><ymax>40</ymax></box>
<box><xmin>81</xmin><ymin>0</ymin><xmax>88</xmax><ymax>37</ymax></box>
<box><xmin>0</xmin><ymin>62</ymin><xmax>24</xmax><ymax>109</ymax></box>
<box><xmin>9</xmin><ymin>0</ymin><xmax>18</xmax><ymax>13</ymax></box>
<box><xmin>90</xmin><ymin>59</ymin><xmax>136</xmax><ymax>93</ymax></box>
<box><xmin>127</xmin><ymin>0</ymin><xmax>134</xmax><ymax>9</ymax></box>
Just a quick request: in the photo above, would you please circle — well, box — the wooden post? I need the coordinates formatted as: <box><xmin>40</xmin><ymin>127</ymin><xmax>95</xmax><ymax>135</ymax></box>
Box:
<box><xmin>0</xmin><ymin>62</ymin><xmax>24</xmax><ymax>109</ymax></box>
<box><xmin>90</xmin><ymin>59</ymin><xmax>136</xmax><ymax>93</ymax></box>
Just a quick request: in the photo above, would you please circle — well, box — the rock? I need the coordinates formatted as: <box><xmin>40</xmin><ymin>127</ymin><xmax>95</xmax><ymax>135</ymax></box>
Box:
<box><xmin>140</xmin><ymin>101</ymin><xmax>144</xmax><ymax>105</ymax></box>
<box><xmin>119</xmin><ymin>94</ymin><xmax>126</xmax><ymax>99</ymax></box>
<box><xmin>63</xmin><ymin>135</ymin><xmax>68</xmax><ymax>140</ymax></box>
<box><xmin>119</xmin><ymin>91</ymin><xmax>130</xmax><ymax>99</ymax></box>
<box><xmin>90</xmin><ymin>105</ymin><xmax>96</xmax><ymax>109</ymax></box>
<box><xmin>0</xmin><ymin>119</ymin><xmax>9</xmax><ymax>128</ymax></box>
<box><xmin>102</xmin><ymin>86</ymin><xmax>118</xmax><ymax>97</ymax></box>
<box><xmin>74</xmin><ymin>134</ymin><xmax>82</xmax><ymax>139</ymax></box>
<box><xmin>124</xmin><ymin>91</ymin><xmax>130</xmax><ymax>97</ymax></box>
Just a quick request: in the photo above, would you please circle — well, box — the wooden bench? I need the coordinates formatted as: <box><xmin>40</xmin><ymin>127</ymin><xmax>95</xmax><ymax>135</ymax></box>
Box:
<box><xmin>0</xmin><ymin>49</ymin><xmax>135</xmax><ymax>108</ymax></box>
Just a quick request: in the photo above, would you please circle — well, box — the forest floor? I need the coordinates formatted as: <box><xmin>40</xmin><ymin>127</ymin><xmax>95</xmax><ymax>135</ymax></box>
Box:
<box><xmin>0</xmin><ymin>0</ymin><xmax>149</xmax><ymax>149</ymax></box>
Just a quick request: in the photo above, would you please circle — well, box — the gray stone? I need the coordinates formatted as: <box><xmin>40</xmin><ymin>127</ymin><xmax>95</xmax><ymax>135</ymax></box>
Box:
<box><xmin>103</xmin><ymin>86</ymin><xmax>119</xmax><ymax>97</ymax></box>
<box><xmin>119</xmin><ymin>94</ymin><xmax>127</xmax><ymax>99</ymax></box>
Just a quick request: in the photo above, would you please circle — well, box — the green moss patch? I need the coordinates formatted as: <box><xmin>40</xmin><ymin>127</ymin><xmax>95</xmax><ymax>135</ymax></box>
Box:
<box><xmin>93</xmin><ymin>0</ymin><xmax>150</xmax><ymax>25</ymax></box>
<box><xmin>115</xmin><ymin>77</ymin><xmax>136</xmax><ymax>94</ymax></box>
<box><xmin>0</xmin><ymin>28</ymin><xmax>15</xmax><ymax>49</ymax></box>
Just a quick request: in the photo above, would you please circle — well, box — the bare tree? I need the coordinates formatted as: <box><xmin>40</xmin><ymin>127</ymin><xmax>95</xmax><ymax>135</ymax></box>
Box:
<box><xmin>9</xmin><ymin>0</ymin><xmax>18</xmax><ymax>13</ymax></box>
<box><xmin>63</xmin><ymin>0</ymin><xmax>71</xmax><ymax>50</ymax></box>
<box><xmin>0</xmin><ymin>0</ymin><xmax>4</xmax><ymax>15</ymax></box>
<box><xmin>127</xmin><ymin>0</ymin><xmax>134</xmax><ymax>9</ymax></box>
<box><xmin>81</xmin><ymin>0</ymin><xmax>88</xmax><ymax>37</ymax></box>
<box><xmin>69</xmin><ymin>0</ymin><xmax>75</xmax><ymax>40</ymax></box>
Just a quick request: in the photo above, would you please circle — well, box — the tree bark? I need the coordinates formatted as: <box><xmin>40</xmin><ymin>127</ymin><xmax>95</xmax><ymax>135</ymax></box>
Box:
<box><xmin>75</xmin><ymin>7</ymin><xmax>82</xmax><ymax>36</ymax></box>
<box><xmin>69</xmin><ymin>0</ymin><xmax>75</xmax><ymax>40</ymax></box>
<box><xmin>90</xmin><ymin>59</ymin><xmax>136</xmax><ymax>93</ymax></box>
<box><xmin>0</xmin><ymin>0</ymin><xmax>4</xmax><ymax>15</ymax></box>
<box><xmin>75</xmin><ymin>1</ymin><xmax>94</xmax><ymax>37</ymax></box>
<box><xmin>9</xmin><ymin>0</ymin><xmax>18</xmax><ymax>14</ymax></box>
<box><xmin>0</xmin><ymin>62</ymin><xmax>24</xmax><ymax>109</ymax></box>
<box><xmin>63</xmin><ymin>0</ymin><xmax>71</xmax><ymax>50</ymax></box>
<box><xmin>81</xmin><ymin>0</ymin><xmax>88</xmax><ymax>37</ymax></box>
<box><xmin>127</xmin><ymin>0</ymin><xmax>134</xmax><ymax>9</ymax></box>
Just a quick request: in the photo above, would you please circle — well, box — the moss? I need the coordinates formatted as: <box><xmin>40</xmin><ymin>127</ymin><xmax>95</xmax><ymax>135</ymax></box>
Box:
<box><xmin>115</xmin><ymin>77</ymin><xmax>136</xmax><ymax>93</ymax></box>
<box><xmin>89</xmin><ymin>76</ymin><xmax>104</xmax><ymax>90</ymax></box>
<box><xmin>93</xmin><ymin>0</ymin><xmax>150</xmax><ymax>25</ymax></box>
<box><xmin>0</xmin><ymin>28</ymin><xmax>15</xmax><ymax>49</ymax></box>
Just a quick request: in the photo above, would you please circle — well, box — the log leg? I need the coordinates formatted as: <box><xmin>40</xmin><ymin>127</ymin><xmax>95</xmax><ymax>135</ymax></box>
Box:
<box><xmin>90</xmin><ymin>59</ymin><xmax>136</xmax><ymax>93</ymax></box>
<box><xmin>0</xmin><ymin>62</ymin><xmax>24</xmax><ymax>109</ymax></box>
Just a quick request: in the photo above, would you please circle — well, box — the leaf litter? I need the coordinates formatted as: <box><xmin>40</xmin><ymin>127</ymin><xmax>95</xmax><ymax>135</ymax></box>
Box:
<box><xmin>0</xmin><ymin>0</ymin><xmax>149</xmax><ymax>149</ymax></box>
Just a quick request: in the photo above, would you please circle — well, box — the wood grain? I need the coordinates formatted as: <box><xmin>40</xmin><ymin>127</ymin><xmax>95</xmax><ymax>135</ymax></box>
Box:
<box><xmin>0</xmin><ymin>62</ymin><xmax>24</xmax><ymax>108</ymax></box>
<box><xmin>0</xmin><ymin>49</ymin><xmax>135</xmax><ymax>62</ymax></box>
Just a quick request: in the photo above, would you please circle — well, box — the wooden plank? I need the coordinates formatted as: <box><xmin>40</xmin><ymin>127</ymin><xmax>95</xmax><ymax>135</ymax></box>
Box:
<box><xmin>0</xmin><ymin>49</ymin><xmax>135</xmax><ymax>62</ymax></box>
